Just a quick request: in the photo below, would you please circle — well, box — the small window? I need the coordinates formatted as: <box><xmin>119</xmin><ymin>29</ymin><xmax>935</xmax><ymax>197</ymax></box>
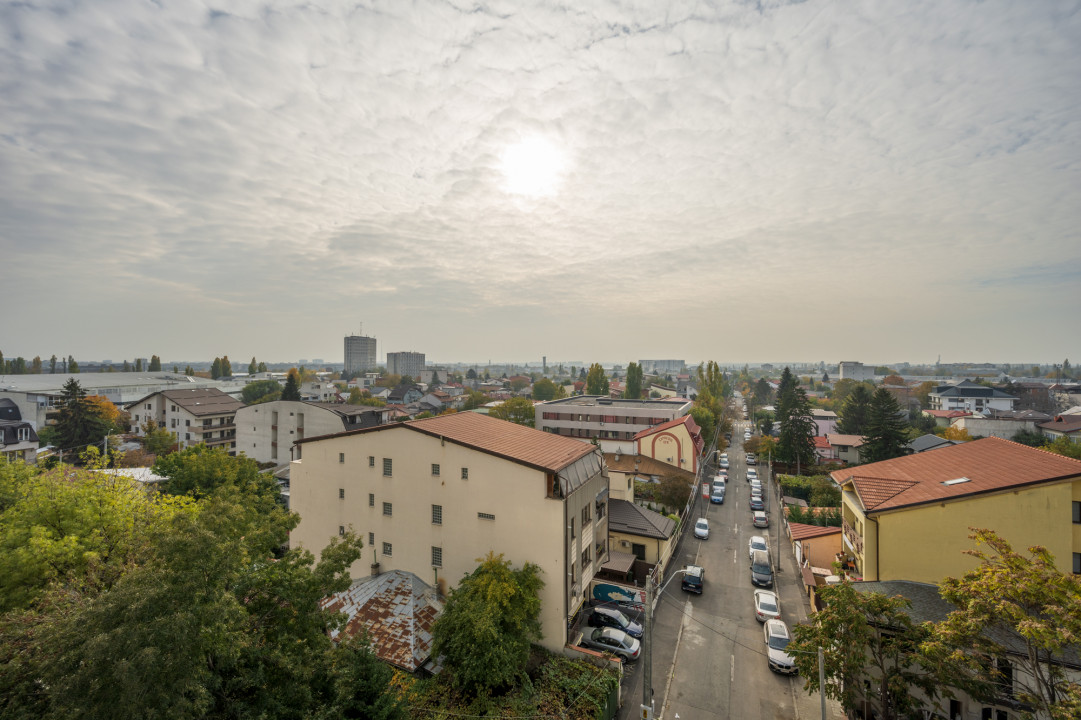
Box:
<box><xmin>570</xmin><ymin>518</ymin><xmax>575</xmax><ymax>539</ymax></box>
<box><xmin>185</xmin><ymin>419</ymin><xmax>190</xmax><ymax>426</ymax></box>
<box><xmin>383</xmin><ymin>458</ymin><xmax>392</xmax><ymax>477</ymax></box>
<box><xmin>382</xmin><ymin>542</ymin><xmax>392</xmax><ymax>556</ymax></box>
<box><xmin>432</xmin><ymin>505</ymin><xmax>442</xmax><ymax>525</ymax></box>
<box><xmin>369</xmin><ymin>456</ymin><xmax>375</xmax><ymax>467</ymax></box>
<box><xmin>461</xmin><ymin>467</ymin><xmax>469</xmax><ymax>480</ymax></box>
<box><xmin>383</xmin><ymin>502</ymin><xmax>392</xmax><ymax>516</ymax></box>
<box><xmin>1074</xmin><ymin>501</ymin><xmax>1081</xmax><ymax>524</ymax></box>
<box><xmin>581</xmin><ymin>505</ymin><xmax>591</xmax><ymax>524</ymax></box>
<box><xmin>478</xmin><ymin>512</ymin><xmax>495</xmax><ymax>521</ymax></box>
<box><xmin>339</xmin><ymin>526</ymin><xmax>345</xmax><ymax>536</ymax></box>
<box><xmin>339</xmin><ymin>453</ymin><xmax>345</xmax><ymax>464</ymax></box>
<box><xmin>339</xmin><ymin>488</ymin><xmax>345</xmax><ymax>499</ymax></box>
<box><xmin>431</xmin><ymin>463</ymin><xmax>440</xmax><ymax>476</ymax></box>
<box><xmin>369</xmin><ymin>493</ymin><xmax>375</xmax><ymax>507</ymax></box>
<box><xmin>432</xmin><ymin>546</ymin><xmax>443</xmax><ymax>567</ymax></box>
<box><xmin>582</xmin><ymin>547</ymin><xmax>591</xmax><ymax>567</ymax></box>
<box><xmin>369</xmin><ymin>532</ymin><xmax>375</xmax><ymax>546</ymax></box>
<box><xmin>1074</xmin><ymin>553</ymin><xmax>1081</xmax><ymax>575</ymax></box>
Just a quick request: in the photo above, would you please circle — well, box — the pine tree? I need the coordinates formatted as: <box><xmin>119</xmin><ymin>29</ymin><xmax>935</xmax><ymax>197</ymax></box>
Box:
<box><xmin>248</xmin><ymin>357</ymin><xmax>257</xmax><ymax>375</ymax></box>
<box><xmin>281</xmin><ymin>370</ymin><xmax>302</xmax><ymax>401</ymax></box>
<box><xmin>68</xmin><ymin>355</ymin><xmax>79</xmax><ymax>373</ymax></box>
<box><xmin>211</xmin><ymin>358</ymin><xmax>223</xmax><ymax>379</ymax></box>
<box><xmin>149</xmin><ymin>355</ymin><xmax>161</xmax><ymax>371</ymax></box>
<box><xmin>837</xmin><ymin>384</ymin><xmax>874</xmax><ymax>435</ymax></box>
<box><xmin>862</xmin><ymin>388</ymin><xmax>910</xmax><ymax>462</ymax></box>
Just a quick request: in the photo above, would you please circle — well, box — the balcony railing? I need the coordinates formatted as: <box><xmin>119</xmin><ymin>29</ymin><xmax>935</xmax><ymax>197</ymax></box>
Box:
<box><xmin>842</xmin><ymin>517</ymin><xmax>864</xmax><ymax>558</ymax></box>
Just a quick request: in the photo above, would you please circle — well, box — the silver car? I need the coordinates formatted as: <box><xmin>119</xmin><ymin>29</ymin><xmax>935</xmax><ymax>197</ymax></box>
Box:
<box><xmin>694</xmin><ymin>518</ymin><xmax>710</xmax><ymax>539</ymax></box>
<box><xmin>754</xmin><ymin>590</ymin><xmax>781</xmax><ymax>623</ymax></box>
<box><xmin>764</xmin><ymin>619</ymin><xmax>797</xmax><ymax>674</ymax></box>
<box><xmin>748</xmin><ymin>535</ymin><xmax>769</xmax><ymax>560</ymax></box>
<box><xmin>582</xmin><ymin>627</ymin><xmax>641</xmax><ymax>662</ymax></box>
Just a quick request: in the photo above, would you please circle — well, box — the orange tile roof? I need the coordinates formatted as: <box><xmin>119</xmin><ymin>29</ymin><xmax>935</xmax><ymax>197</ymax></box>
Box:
<box><xmin>405</xmin><ymin>412</ymin><xmax>595</xmax><ymax>472</ymax></box>
<box><xmin>789</xmin><ymin>523</ymin><xmax>843</xmax><ymax>541</ymax></box>
<box><xmin>832</xmin><ymin>437</ymin><xmax>1081</xmax><ymax>513</ymax></box>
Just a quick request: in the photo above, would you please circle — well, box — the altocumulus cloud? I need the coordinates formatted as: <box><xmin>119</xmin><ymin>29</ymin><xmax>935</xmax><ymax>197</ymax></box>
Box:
<box><xmin>0</xmin><ymin>0</ymin><xmax>1078</xmax><ymax>362</ymax></box>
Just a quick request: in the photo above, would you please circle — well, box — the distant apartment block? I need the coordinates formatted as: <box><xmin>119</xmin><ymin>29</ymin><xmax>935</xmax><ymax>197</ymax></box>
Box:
<box><xmin>386</xmin><ymin>351</ymin><xmax>425</xmax><ymax>379</ymax></box>
<box><xmin>127</xmin><ymin>388</ymin><xmax>244</xmax><ymax>454</ymax></box>
<box><xmin>344</xmin><ymin>334</ymin><xmax>378</xmax><ymax>374</ymax></box>
<box><xmin>535</xmin><ymin>396</ymin><xmax>693</xmax><ymax>454</ymax></box>
<box><xmin>928</xmin><ymin>379</ymin><xmax>1018</xmax><ymax>414</ymax></box>
<box><xmin>838</xmin><ymin>361</ymin><xmax>875</xmax><ymax>382</ymax></box>
<box><xmin>639</xmin><ymin>359</ymin><xmax>684</xmax><ymax>375</ymax></box>
<box><xmin>235</xmin><ymin>400</ymin><xmax>388</xmax><ymax>465</ymax></box>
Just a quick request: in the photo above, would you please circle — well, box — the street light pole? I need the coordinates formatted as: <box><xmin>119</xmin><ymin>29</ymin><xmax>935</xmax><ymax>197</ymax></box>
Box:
<box><xmin>642</xmin><ymin>569</ymin><xmax>653</xmax><ymax>718</ymax></box>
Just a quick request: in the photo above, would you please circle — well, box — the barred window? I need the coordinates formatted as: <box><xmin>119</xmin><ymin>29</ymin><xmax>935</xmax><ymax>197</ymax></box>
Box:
<box><xmin>369</xmin><ymin>493</ymin><xmax>374</xmax><ymax>507</ymax></box>
<box><xmin>339</xmin><ymin>453</ymin><xmax>345</xmax><ymax>464</ymax></box>
<box><xmin>383</xmin><ymin>502</ymin><xmax>392</xmax><ymax>516</ymax></box>
<box><xmin>431</xmin><ymin>463</ymin><xmax>440</xmax><ymax>476</ymax></box>
<box><xmin>369</xmin><ymin>456</ymin><xmax>375</xmax><ymax>467</ymax></box>
<box><xmin>478</xmin><ymin>512</ymin><xmax>495</xmax><ymax>521</ymax></box>
<box><xmin>461</xmin><ymin>467</ymin><xmax>469</xmax><ymax>480</ymax></box>
<box><xmin>339</xmin><ymin>488</ymin><xmax>345</xmax><ymax>499</ymax></box>
<box><xmin>338</xmin><ymin>526</ymin><xmax>345</xmax><ymax>536</ymax></box>
<box><xmin>383</xmin><ymin>458</ymin><xmax>392</xmax><ymax>476</ymax></box>
<box><xmin>382</xmin><ymin>542</ymin><xmax>392</xmax><ymax>556</ymax></box>
<box><xmin>432</xmin><ymin>505</ymin><xmax>443</xmax><ymax>525</ymax></box>
<box><xmin>432</xmin><ymin>546</ymin><xmax>443</xmax><ymax>568</ymax></box>
<box><xmin>369</xmin><ymin>532</ymin><xmax>375</xmax><ymax>546</ymax></box>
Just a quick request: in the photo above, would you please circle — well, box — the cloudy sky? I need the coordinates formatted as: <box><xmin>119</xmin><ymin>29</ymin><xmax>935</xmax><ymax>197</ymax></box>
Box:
<box><xmin>2</xmin><ymin>0</ymin><xmax>1079</xmax><ymax>367</ymax></box>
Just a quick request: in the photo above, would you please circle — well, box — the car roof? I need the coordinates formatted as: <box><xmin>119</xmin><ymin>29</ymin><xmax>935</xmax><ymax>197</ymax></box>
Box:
<box><xmin>754</xmin><ymin>589</ymin><xmax>777</xmax><ymax>600</ymax></box>
<box><xmin>594</xmin><ymin>606</ymin><xmax>622</xmax><ymax>618</ymax></box>
<box><xmin>753</xmin><ymin>511</ymin><xmax>767</xmax><ymax>519</ymax></box>
<box><xmin>752</xmin><ymin>549</ymin><xmax>770</xmax><ymax>562</ymax></box>
<box><xmin>696</xmin><ymin>517</ymin><xmax>708</xmax><ymax>524</ymax></box>
<box><xmin>685</xmin><ymin>565</ymin><xmax>703</xmax><ymax>577</ymax></box>
<box><xmin>750</xmin><ymin>535</ymin><xmax>767</xmax><ymax>544</ymax></box>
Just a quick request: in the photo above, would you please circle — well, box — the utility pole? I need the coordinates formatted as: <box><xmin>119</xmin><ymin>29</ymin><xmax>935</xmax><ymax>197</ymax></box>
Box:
<box><xmin>642</xmin><ymin>568</ymin><xmax>654</xmax><ymax>718</ymax></box>
<box><xmin>819</xmin><ymin>645</ymin><xmax>827</xmax><ymax>720</ymax></box>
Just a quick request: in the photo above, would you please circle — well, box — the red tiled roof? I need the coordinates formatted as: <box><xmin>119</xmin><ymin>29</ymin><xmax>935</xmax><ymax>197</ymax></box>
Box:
<box><xmin>924</xmin><ymin>409</ymin><xmax>972</xmax><ymax>418</ymax></box>
<box><xmin>832</xmin><ymin>437</ymin><xmax>1081</xmax><ymax>514</ymax></box>
<box><xmin>789</xmin><ymin>523</ymin><xmax>842</xmax><ymax>541</ymax></box>
<box><xmin>406</xmin><ymin>412</ymin><xmax>595</xmax><ymax>472</ymax></box>
<box><xmin>1038</xmin><ymin>417</ymin><xmax>1081</xmax><ymax>434</ymax></box>
<box><xmin>826</xmin><ymin>433</ymin><xmax>865</xmax><ymax>447</ymax></box>
<box><xmin>813</xmin><ymin>436</ymin><xmax>832</xmax><ymax>449</ymax></box>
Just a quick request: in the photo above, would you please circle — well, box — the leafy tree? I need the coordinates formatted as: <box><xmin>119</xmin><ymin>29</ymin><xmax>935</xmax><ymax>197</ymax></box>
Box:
<box><xmin>135</xmin><ymin>358</ymin><xmax>144</xmax><ymax>372</ymax></box>
<box><xmin>52</xmin><ymin>380</ymin><xmax>116</xmax><ymax>456</ymax></box>
<box><xmin>211</xmin><ymin>357</ymin><xmax>223</xmax><ymax>379</ymax></box>
<box><xmin>49</xmin><ymin>354</ymin><xmax>57</xmax><ymax>374</ymax></box>
<box><xmin>1011</xmin><ymin>428</ymin><xmax>1047</xmax><ymax>447</ymax></box>
<box><xmin>509</xmin><ymin>377</ymin><xmax>530</xmax><ymax>392</ymax></box>
<box><xmin>925</xmin><ymin>529</ymin><xmax>1081</xmax><ymax>720</ymax></box>
<box><xmin>585</xmin><ymin>363</ymin><xmax>609</xmax><ymax>396</ymax></box>
<box><xmin>67</xmin><ymin>355</ymin><xmax>79</xmax><ymax>373</ymax></box>
<box><xmin>281</xmin><ymin>370</ymin><xmax>302</xmax><ymax>401</ymax></box>
<box><xmin>941</xmin><ymin>425</ymin><xmax>973</xmax><ymax>442</ymax></box>
<box><xmin>30</xmin><ymin>356</ymin><xmax>42</xmax><ymax>373</ymax></box>
<box><xmin>836</xmin><ymin>383</ymin><xmax>875</xmax><ymax>435</ymax></box>
<box><xmin>688</xmin><ymin>405</ymin><xmax>716</xmax><ymax>443</ymax></box>
<box><xmin>242</xmin><ymin>379</ymin><xmax>283</xmax><ymax>405</ymax></box>
<box><xmin>123</xmin><ymin>359</ymin><xmax>132</xmax><ymax>372</ymax></box>
<box><xmin>257</xmin><ymin>361</ymin><xmax>267</xmax><ymax>373</ymax></box>
<box><xmin>143</xmin><ymin>419</ymin><xmax>177</xmax><ymax>456</ymax></box>
<box><xmin>148</xmin><ymin>355</ymin><xmax>161</xmax><ymax>371</ymax></box>
<box><xmin>532</xmin><ymin>378</ymin><xmax>559</xmax><ymax>401</ymax></box>
<box><xmin>431</xmin><ymin>552</ymin><xmax>544</xmax><ymax>698</ymax></box>
<box><xmin>1040</xmin><ymin>436</ymin><xmax>1081</xmax><ymax>461</ymax></box>
<box><xmin>347</xmin><ymin>388</ymin><xmax>386</xmax><ymax>407</ymax></box>
<box><xmin>221</xmin><ymin>356</ymin><xmax>232</xmax><ymax>377</ymax></box>
<box><xmin>789</xmin><ymin>582</ymin><xmax>945</xmax><ymax>720</ymax></box>
<box><xmin>656</xmin><ymin>473</ymin><xmax>692</xmax><ymax>510</ymax></box>
<box><xmin>861</xmin><ymin>388</ymin><xmax>910</xmax><ymax>462</ymax></box>
<box><xmin>753</xmin><ymin>378</ymin><xmax>772</xmax><ymax>408</ymax></box>
<box><xmin>153</xmin><ymin>444</ymin><xmax>281</xmax><ymax>502</ymax></box>
<box><xmin>489</xmin><ymin>397</ymin><xmax>536</xmax><ymax>427</ymax></box>
<box><xmin>319</xmin><ymin>633</ymin><xmax>406</xmax><ymax>720</ymax></box>
<box><xmin>625</xmin><ymin>362</ymin><xmax>643</xmax><ymax>400</ymax></box>
<box><xmin>466</xmin><ymin>368</ymin><xmax>477</xmax><ymax>380</ymax></box>
<box><xmin>248</xmin><ymin>357</ymin><xmax>257</xmax><ymax>374</ymax></box>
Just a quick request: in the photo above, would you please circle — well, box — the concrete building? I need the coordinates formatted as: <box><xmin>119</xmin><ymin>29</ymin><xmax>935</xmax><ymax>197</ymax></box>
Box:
<box><xmin>838</xmin><ymin>361</ymin><xmax>875</xmax><ymax>382</ymax></box>
<box><xmin>288</xmin><ymin>412</ymin><xmax>610</xmax><ymax>653</ymax></box>
<box><xmin>639</xmin><ymin>360</ymin><xmax>684</xmax><ymax>375</ymax></box>
<box><xmin>534</xmin><ymin>396</ymin><xmax>693</xmax><ymax>454</ymax></box>
<box><xmin>344</xmin><ymin>334</ymin><xmax>378</xmax><ymax>374</ymax></box>
<box><xmin>127</xmin><ymin>388</ymin><xmax>244</xmax><ymax>454</ymax></box>
<box><xmin>235</xmin><ymin>400</ymin><xmax>389</xmax><ymax>465</ymax></box>
<box><xmin>0</xmin><ymin>418</ymin><xmax>38</xmax><ymax>464</ymax></box>
<box><xmin>833</xmin><ymin>437</ymin><xmax>1081</xmax><ymax>584</ymax></box>
<box><xmin>633</xmin><ymin>414</ymin><xmax>705</xmax><ymax>475</ymax></box>
<box><xmin>928</xmin><ymin>379</ymin><xmax>1018</xmax><ymax>414</ymax></box>
<box><xmin>386</xmin><ymin>351</ymin><xmax>426</xmax><ymax>379</ymax></box>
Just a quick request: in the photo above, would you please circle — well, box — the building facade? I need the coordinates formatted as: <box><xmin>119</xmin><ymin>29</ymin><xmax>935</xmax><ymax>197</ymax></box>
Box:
<box><xmin>288</xmin><ymin>412</ymin><xmax>610</xmax><ymax>653</ymax></box>
<box><xmin>235</xmin><ymin>400</ymin><xmax>388</xmax><ymax>465</ymax></box>
<box><xmin>386</xmin><ymin>351</ymin><xmax>426</xmax><ymax>379</ymax></box>
<box><xmin>535</xmin><ymin>396</ymin><xmax>693</xmax><ymax>454</ymax></box>
<box><xmin>344</xmin><ymin>334</ymin><xmax>378</xmax><ymax>374</ymax></box>
<box><xmin>928</xmin><ymin>379</ymin><xmax>1018</xmax><ymax>413</ymax></box>
<box><xmin>127</xmin><ymin>388</ymin><xmax>244</xmax><ymax>453</ymax></box>
<box><xmin>838</xmin><ymin>361</ymin><xmax>875</xmax><ymax>382</ymax></box>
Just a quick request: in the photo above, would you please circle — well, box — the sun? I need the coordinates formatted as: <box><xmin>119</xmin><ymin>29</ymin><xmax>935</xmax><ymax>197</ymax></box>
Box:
<box><xmin>499</xmin><ymin>137</ymin><xmax>566</xmax><ymax>197</ymax></box>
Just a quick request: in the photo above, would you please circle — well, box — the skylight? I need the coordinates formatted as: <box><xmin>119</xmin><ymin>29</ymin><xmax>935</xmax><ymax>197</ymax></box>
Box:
<box><xmin>942</xmin><ymin>477</ymin><xmax>971</xmax><ymax>486</ymax></box>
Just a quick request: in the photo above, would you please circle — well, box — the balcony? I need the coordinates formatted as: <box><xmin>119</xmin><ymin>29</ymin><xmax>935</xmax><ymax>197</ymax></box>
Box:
<box><xmin>842</xmin><ymin>517</ymin><xmax>864</xmax><ymax>558</ymax></box>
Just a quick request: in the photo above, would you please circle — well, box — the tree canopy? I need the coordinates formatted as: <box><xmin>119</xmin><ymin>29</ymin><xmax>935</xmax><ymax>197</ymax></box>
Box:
<box><xmin>281</xmin><ymin>370</ymin><xmax>302</xmax><ymax>401</ymax></box>
<box><xmin>625</xmin><ymin>362</ymin><xmax>643</xmax><ymax>400</ymax></box>
<box><xmin>860</xmin><ymin>388</ymin><xmax>910</xmax><ymax>462</ymax></box>
<box><xmin>52</xmin><ymin>379</ymin><xmax>121</xmax><ymax>457</ymax></box>
<box><xmin>836</xmin><ymin>383</ymin><xmax>874</xmax><ymax>435</ymax></box>
<box><xmin>585</xmin><ymin>363</ymin><xmax>609</xmax><ymax>396</ymax></box>
<box><xmin>489</xmin><ymin>397</ymin><xmax>536</xmax><ymax>427</ymax></box>
<box><xmin>531</xmin><ymin>377</ymin><xmax>561</xmax><ymax>401</ymax></box>
<box><xmin>242</xmin><ymin>379</ymin><xmax>283</xmax><ymax>405</ymax></box>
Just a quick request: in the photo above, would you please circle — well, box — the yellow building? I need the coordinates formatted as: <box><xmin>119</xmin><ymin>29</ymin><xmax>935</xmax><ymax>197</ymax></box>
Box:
<box><xmin>289</xmin><ymin>412</ymin><xmax>610</xmax><ymax>653</ymax></box>
<box><xmin>832</xmin><ymin>437</ymin><xmax>1081</xmax><ymax>583</ymax></box>
<box><xmin>633</xmin><ymin>414</ymin><xmax>704</xmax><ymax>475</ymax></box>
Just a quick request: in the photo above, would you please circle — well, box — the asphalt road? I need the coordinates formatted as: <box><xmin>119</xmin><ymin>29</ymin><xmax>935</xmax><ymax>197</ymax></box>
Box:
<box><xmin>617</xmin><ymin>416</ymin><xmax>842</xmax><ymax>720</ymax></box>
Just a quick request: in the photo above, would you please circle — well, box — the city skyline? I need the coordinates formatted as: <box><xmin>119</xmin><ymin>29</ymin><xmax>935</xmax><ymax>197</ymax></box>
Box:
<box><xmin>2</xmin><ymin>1</ymin><xmax>1079</xmax><ymax>363</ymax></box>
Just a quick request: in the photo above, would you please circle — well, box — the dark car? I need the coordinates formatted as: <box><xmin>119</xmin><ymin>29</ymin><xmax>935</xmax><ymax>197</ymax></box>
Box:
<box><xmin>750</xmin><ymin>550</ymin><xmax>773</xmax><ymax>588</ymax></box>
<box><xmin>681</xmin><ymin>565</ymin><xmax>704</xmax><ymax>594</ymax></box>
<box><xmin>587</xmin><ymin>606</ymin><xmax>643</xmax><ymax>639</ymax></box>
<box><xmin>749</xmin><ymin>497</ymin><xmax>765</xmax><ymax>511</ymax></box>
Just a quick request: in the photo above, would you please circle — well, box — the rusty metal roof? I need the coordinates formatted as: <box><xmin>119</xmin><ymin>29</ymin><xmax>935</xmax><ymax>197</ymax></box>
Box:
<box><xmin>320</xmin><ymin>570</ymin><xmax>443</xmax><ymax>673</ymax></box>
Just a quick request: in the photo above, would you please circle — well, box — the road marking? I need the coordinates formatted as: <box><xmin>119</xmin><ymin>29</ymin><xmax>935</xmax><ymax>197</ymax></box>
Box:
<box><xmin>730</xmin><ymin>654</ymin><xmax>734</xmax><ymax>684</ymax></box>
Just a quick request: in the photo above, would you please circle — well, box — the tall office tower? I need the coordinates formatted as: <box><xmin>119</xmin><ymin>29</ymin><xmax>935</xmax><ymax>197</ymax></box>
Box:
<box><xmin>386</xmin><ymin>351</ymin><xmax>426</xmax><ymax>379</ymax></box>
<box><xmin>344</xmin><ymin>334</ymin><xmax>377</xmax><ymax>374</ymax></box>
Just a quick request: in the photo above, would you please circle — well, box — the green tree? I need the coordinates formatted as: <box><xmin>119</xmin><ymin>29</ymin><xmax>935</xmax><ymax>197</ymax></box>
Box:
<box><xmin>30</xmin><ymin>356</ymin><xmax>42</xmax><ymax>374</ymax></box>
<box><xmin>585</xmin><ymin>363</ymin><xmax>609</xmax><ymax>396</ymax></box>
<box><xmin>242</xmin><ymin>379</ymin><xmax>283</xmax><ymax>405</ymax></box>
<box><xmin>925</xmin><ymin>529</ymin><xmax>1081</xmax><ymax>720</ymax></box>
<box><xmin>753</xmin><ymin>378</ymin><xmax>772</xmax><ymax>408</ymax></box>
<box><xmin>836</xmin><ymin>383</ymin><xmax>875</xmax><ymax>435</ymax></box>
<box><xmin>319</xmin><ymin>633</ymin><xmax>406</xmax><ymax>720</ymax></box>
<box><xmin>257</xmin><ymin>361</ymin><xmax>267</xmax><ymax>372</ymax></box>
<box><xmin>149</xmin><ymin>355</ymin><xmax>161</xmax><ymax>371</ymax></box>
<box><xmin>281</xmin><ymin>370</ymin><xmax>302</xmax><ymax>401</ymax></box>
<box><xmin>788</xmin><ymin>582</ymin><xmax>945</xmax><ymax>720</ymax></box>
<box><xmin>625</xmin><ymin>362</ymin><xmax>643</xmax><ymax>400</ymax></box>
<box><xmin>184</xmin><ymin>365</ymin><xmax>195</xmax><ymax>376</ymax></box>
<box><xmin>211</xmin><ymin>357</ymin><xmax>223</xmax><ymax>379</ymax></box>
<box><xmin>52</xmin><ymin>379</ymin><xmax>116</xmax><ymax>456</ymax></box>
<box><xmin>49</xmin><ymin>354</ymin><xmax>58</xmax><ymax>374</ymax></box>
<box><xmin>861</xmin><ymin>388</ymin><xmax>910</xmax><ymax>463</ymax></box>
<box><xmin>135</xmin><ymin>358</ymin><xmax>144</xmax><ymax>372</ymax></box>
<box><xmin>656</xmin><ymin>473</ymin><xmax>692</xmax><ymax>511</ymax></box>
<box><xmin>1040</xmin><ymin>436</ymin><xmax>1081</xmax><ymax>460</ymax></box>
<box><xmin>689</xmin><ymin>406</ymin><xmax>716</xmax><ymax>444</ymax></box>
<box><xmin>153</xmin><ymin>444</ymin><xmax>281</xmax><ymax>502</ymax></box>
<box><xmin>431</xmin><ymin>552</ymin><xmax>544</xmax><ymax>698</ymax></box>
<box><xmin>221</xmin><ymin>356</ymin><xmax>232</xmax><ymax>377</ymax></box>
<box><xmin>466</xmin><ymin>368</ymin><xmax>477</xmax><ymax>380</ymax></box>
<box><xmin>489</xmin><ymin>397</ymin><xmax>536</xmax><ymax>427</ymax></box>
<box><xmin>775</xmin><ymin>372</ymin><xmax>816</xmax><ymax>472</ymax></box>
<box><xmin>914</xmin><ymin>380</ymin><xmax>936</xmax><ymax>408</ymax></box>
<box><xmin>532</xmin><ymin>378</ymin><xmax>559</xmax><ymax>401</ymax></box>
<box><xmin>248</xmin><ymin>357</ymin><xmax>257</xmax><ymax>374</ymax></box>
<box><xmin>123</xmin><ymin>360</ymin><xmax>132</xmax><ymax>372</ymax></box>
<box><xmin>143</xmin><ymin>419</ymin><xmax>177</xmax><ymax>456</ymax></box>
<box><xmin>68</xmin><ymin>355</ymin><xmax>79</xmax><ymax>373</ymax></box>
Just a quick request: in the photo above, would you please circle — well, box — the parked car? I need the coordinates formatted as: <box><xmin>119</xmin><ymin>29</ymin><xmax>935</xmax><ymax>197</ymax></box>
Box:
<box><xmin>749</xmin><ymin>497</ymin><xmax>765</xmax><ymax>511</ymax></box>
<box><xmin>752</xmin><ymin>510</ymin><xmax>769</xmax><ymax>528</ymax></box>
<box><xmin>694</xmin><ymin>518</ymin><xmax>710</xmax><ymax>539</ymax></box>
<box><xmin>753</xmin><ymin>589</ymin><xmax>781</xmax><ymax>623</ymax></box>
<box><xmin>763</xmin><ymin>619</ymin><xmax>797</xmax><ymax>674</ymax></box>
<box><xmin>712</xmin><ymin>478</ymin><xmax>726</xmax><ymax>492</ymax></box>
<box><xmin>588</xmin><ymin>606</ymin><xmax>644</xmax><ymax>639</ymax></box>
<box><xmin>747</xmin><ymin>468</ymin><xmax>758</xmax><ymax>482</ymax></box>
<box><xmin>746</xmin><ymin>454</ymin><xmax>756</xmax><ymax>466</ymax></box>
<box><xmin>582</xmin><ymin>626</ymin><xmax>641</xmax><ymax>662</ymax></box>
<box><xmin>749</xmin><ymin>480</ymin><xmax>762</xmax><ymax>493</ymax></box>
<box><xmin>681</xmin><ymin>565</ymin><xmax>704</xmax><ymax>594</ymax></box>
<box><xmin>719</xmin><ymin>452</ymin><xmax>728</xmax><ymax>461</ymax></box>
<box><xmin>750</xmin><ymin>549</ymin><xmax>773</xmax><ymax>588</ymax></box>
<box><xmin>748</xmin><ymin>535</ymin><xmax>769</xmax><ymax>560</ymax></box>
<box><xmin>710</xmin><ymin>488</ymin><xmax>725</xmax><ymax>504</ymax></box>
<box><xmin>718</xmin><ymin>459</ymin><xmax>729</xmax><ymax>469</ymax></box>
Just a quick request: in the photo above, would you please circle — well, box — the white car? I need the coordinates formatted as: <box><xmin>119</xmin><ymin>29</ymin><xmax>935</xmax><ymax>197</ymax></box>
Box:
<box><xmin>719</xmin><ymin>452</ymin><xmax>728</xmax><ymax>461</ymax></box>
<box><xmin>747</xmin><ymin>468</ymin><xmax>759</xmax><ymax>481</ymax></box>
<box><xmin>694</xmin><ymin>518</ymin><xmax>710</xmax><ymax>540</ymax></box>
<box><xmin>764</xmin><ymin>619</ymin><xmax>797</xmax><ymax>674</ymax></box>
<box><xmin>748</xmin><ymin>535</ymin><xmax>769</xmax><ymax>560</ymax></box>
<box><xmin>754</xmin><ymin>589</ymin><xmax>781</xmax><ymax>623</ymax></box>
<box><xmin>753</xmin><ymin>510</ymin><xmax>769</xmax><ymax>528</ymax></box>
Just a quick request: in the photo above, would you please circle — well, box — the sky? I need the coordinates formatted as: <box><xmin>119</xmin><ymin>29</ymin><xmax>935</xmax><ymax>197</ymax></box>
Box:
<box><xmin>1</xmin><ymin>0</ymin><xmax>1079</xmax><ymax>368</ymax></box>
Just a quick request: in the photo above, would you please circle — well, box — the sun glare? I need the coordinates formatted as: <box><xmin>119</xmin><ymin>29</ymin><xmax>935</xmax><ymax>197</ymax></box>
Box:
<box><xmin>499</xmin><ymin>137</ymin><xmax>565</xmax><ymax>197</ymax></box>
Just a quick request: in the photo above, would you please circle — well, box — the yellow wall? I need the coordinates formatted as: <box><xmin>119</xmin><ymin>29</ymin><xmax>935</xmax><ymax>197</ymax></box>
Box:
<box><xmin>290</xmin><ymin>426</ymin><xmax>607</xmax><ymax>651</ymax></box>
<box><xmin>638</xmin><ymin>424</ymin><xmax>698</xmax><ymax>474</ymax></box>
<box><xmin>841</xmin><ymin>491</ymin><xmax>876</xmax><ymax>580</ymax></box>
<box><xmin>876</xmin><ymin>478</ymin><xmax>1080</xmax><ymax>583</ymax></box>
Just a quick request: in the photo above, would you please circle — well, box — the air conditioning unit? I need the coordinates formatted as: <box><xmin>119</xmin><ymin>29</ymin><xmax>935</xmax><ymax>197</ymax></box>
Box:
<box><xmin>621</xmin><ymin>540</ymin><xmax>631</xmax><ymax>548</ymax></box>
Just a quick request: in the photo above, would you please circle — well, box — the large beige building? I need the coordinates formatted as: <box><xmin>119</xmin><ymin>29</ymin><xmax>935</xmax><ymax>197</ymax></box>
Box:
<box><xmin>127</xmin><ymin>388</ymin><xmax>244</xmax><ymax>453</ymax></box>
<box><xmin>535</xmin><ymin>396</ymin><xmax>693</xmax><ymax>454</ymax></box>
<box><xmin>235</xmin><ymin>400</ymin><xmax>388</xmax><ymax>465</ymax></box>
<box><xmin>289</xmin><ymin>412</ymin><xmax>610</xmax><ymax>652</ymax></box>
<box><xmin>386</xmin><ymin>351</ymin><xmax>426</xmax><ymax>379</ymax></box>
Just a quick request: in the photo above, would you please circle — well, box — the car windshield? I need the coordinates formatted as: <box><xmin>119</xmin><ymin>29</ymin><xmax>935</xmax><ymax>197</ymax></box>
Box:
<box><xmin>768</xmin><ymin>633</ymin><xmax>789</xmax><ymax>651</ymax></box>
<box><xmin>753</xmin><ymin>561</ymin><xmax>770</xmax><ymax>573</ymax></box>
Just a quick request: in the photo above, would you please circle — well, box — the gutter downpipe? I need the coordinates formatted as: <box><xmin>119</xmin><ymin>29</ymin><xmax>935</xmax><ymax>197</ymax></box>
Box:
<box><xmin>868</xmin><ymin>515</ymin><xmax>880</xmax><ymax>581</ymax></box>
